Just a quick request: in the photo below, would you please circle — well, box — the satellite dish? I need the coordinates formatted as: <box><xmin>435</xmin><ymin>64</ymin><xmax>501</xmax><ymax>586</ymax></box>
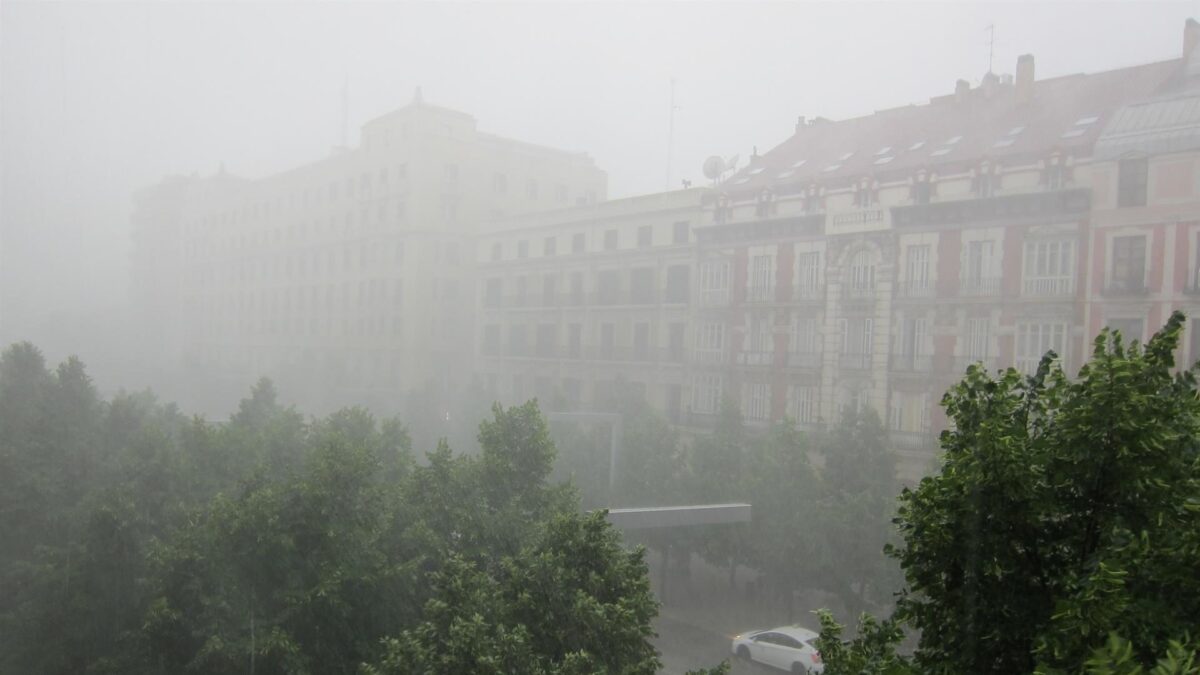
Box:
<box><xmin>702</xmin><ymin>156</ymin><xmax>726</xmax><ymax>180</ymax></box>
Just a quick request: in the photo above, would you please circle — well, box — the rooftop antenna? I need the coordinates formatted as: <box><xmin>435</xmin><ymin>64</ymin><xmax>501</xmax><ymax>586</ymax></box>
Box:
<box><xmin>666</xmin><ymin>77</ymin><xmax>678</xmax><ymax>191</ymax></box>
<box><xmin>340</xmin><ymin>73</ymin><xmax>349</xmax><ymax>148</ymax></box>
<box><xmin>986</xmin><ymin>23</ymin><xmax>995</xmax><ymax>74</ymax></box>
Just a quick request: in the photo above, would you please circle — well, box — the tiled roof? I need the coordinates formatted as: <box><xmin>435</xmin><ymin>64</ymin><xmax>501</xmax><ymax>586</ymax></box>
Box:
<box><xmin>726</xmin><ymin>59</ymin><xmax>1181</xmax><ymax>197</ymax></box>
<box><xmin>1095</xmin><ymin>86</ymin><xmax>1200</xmax><ymax>159</ymax></box>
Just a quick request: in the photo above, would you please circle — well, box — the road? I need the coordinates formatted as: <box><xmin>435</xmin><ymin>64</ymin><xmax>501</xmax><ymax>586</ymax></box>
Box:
<box><xmin>654</xmin><ymin>613</ymin><xmax>789</xmax><ymax>675</ymax></box>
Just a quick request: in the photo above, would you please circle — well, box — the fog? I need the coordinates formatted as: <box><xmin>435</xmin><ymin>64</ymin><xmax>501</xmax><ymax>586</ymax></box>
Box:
<box><xmin>5</xmin><ymin>3</ymin><xmax>1200</xmax><ymax>673</ymax></box>
<box><xmin>2</xmin><ymin>1</ymin><xmax>1193</xmax><ymax>390</ymax></box>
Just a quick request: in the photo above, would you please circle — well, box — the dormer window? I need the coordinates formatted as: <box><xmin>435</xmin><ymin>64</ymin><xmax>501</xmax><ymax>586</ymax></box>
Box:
<box><xmin>853</xmin><ymin>181</ymin><xmax>877</xmax><ymax>208</ymax></box>
<box><xmin>803</xmin><ymin>187</ymin><xmax>822</xmax><ymax>214</ymax></box>
<box><xmin>755</xmin><ymin>189</ymin><xmax>776</xmax><ymax>218</ymax></box>
<box><xmin>911</xmin><ymin>175</ymin><xmax>932</xmax><ymax>205</ymax></box>
<box><xmin>973</xmin><ymin>165</ymin><xmax>997</xmax><ymax>198</ymax></box>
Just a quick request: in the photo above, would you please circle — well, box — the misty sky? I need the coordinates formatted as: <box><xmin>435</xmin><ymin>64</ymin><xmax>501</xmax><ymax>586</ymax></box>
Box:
<box><xmin>2</xmin><ymin>1</ymin><xmax>1197</xmax><ymax>353</ymax></box>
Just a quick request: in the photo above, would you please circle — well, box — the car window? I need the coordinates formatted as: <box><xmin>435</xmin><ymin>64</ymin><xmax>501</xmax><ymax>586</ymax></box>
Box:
<box><xmin>754</xmin><ymin>632</ymin><xmax>781</xmax><ymax>645</ymax></box>
<box><xmin>777</xmin><ymin>635</ymin><xmax>803</xmax><ymax>649</ymax></box>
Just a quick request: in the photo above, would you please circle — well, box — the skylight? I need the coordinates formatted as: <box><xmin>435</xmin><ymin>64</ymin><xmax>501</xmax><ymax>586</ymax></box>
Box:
<box><xmin>874</xmin><ymin>156</ymin><xmax>895</xmax><ymax>165</ymax></box>
<box><xmin>791</xmin><ymin>159</ymin><xmax>808</xmax><ymax>168</ymax></box>
<box><xmin>749</xmin><ymin>167</ymin><xmax>765</xmax><ymax>175</ymax></box>
<box><xmin>931</xmin><ymin>147</ymin><xmax>952</xmax><ymax>157</ymax></box>
<box><xmin>875</xmin><ymin>146</ymin><xmax>892</xmax><ymax>156</ymax></box>
<box><xmin>1075</xmin><ymin>116</ymin><xmax>1100</xmax><ymax>126</ymax></box>
<box><xmin>823</xmin><ymin>163</ymin><xmax>842</xmax><ymax>172</ymax></box>
<box><xmin>777</xmin><ymin>169</ymin><xmax>796</xmax><ymax>179</ymax></box>
<box><xmin>993</xmin><ymin>138</ymin><xmax>1015</xmax><ymax>148</ymax></box>
<box><xmin>839</xmin><ymin>152</ymin><xmax>855</xmax><ymax>161</ymax></box>
<box><xmin>1007</xmin><ymin>126</ymin><xmax>1026</xmax><ymax>136</ymax></box>
<box><xmin>1061</xmin><ymin>128</ymin><xmax>1086</xmax><ymax>139</ymax></box>
<box><xmin>909</xmin><ymin>140</ymin><xmax>926</xmax><ymax>151</ymax></box>
<box><xmin>732</xmin><ymin>176</ymin><xmax>750</xmax><ymax>185</ymax></box>
<box><xmin>945</xmin><ymin>135</ymin><xmax>963</xmax><ymax>145</ymax></box>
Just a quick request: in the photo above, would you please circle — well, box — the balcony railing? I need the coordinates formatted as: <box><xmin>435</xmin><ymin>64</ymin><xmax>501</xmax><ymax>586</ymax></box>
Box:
<box><xmin>1023</xmin><ymin>277</ymin><xmax>1075</xmax><ymax>297</ymax></box>
<box><xmin>890</xmin><ymin>429</ymin><xmax>935</xmax><ymax>451</ymax></box>
<box><xmin>787</xmin><ymin>351</ymin><xmax>822</xmax><ymax>368</ymax></box>
<box><xmin>792</xmin><ymin>284</ymin><xmax>825</xmax><ymax>302</ymax></box>
<box><xmin>694</xmin><ymin>348</ymin><xmax>726</xmax><ymax>364</ymax></box>
<box><xmin>736</xmin><ymin>350</ymin><xmax>775</xmax><ymax>366</ymax></box>
<box><xmin>959</xmin><ymin>276</ymin><xmax>1002</xmax><ymax>296</ymax></box>
<box><xmin>843</xmin><ymin>284</ymin><xmax>877</xmax><ymax>301</ymax></box>
<box><xmin>700</xmin><ymin>288</ymin><xmax>731</xmax><ymax>306</ymax></box>
<box><xmin>839</xmin><ymin>351</ymin><xmax>872</xmax><ymax>369</ymax></box>
<box><xmin>891</xmin><ymin>352</ymin><xmax>933</xmax><ymax>372</ymax></box>
<box><xmin>954</xmin><ymin>355</ymin><xmax>999</xmax><ymax>373</ymax></box>
<box><xmin>897</xmin><ymin>278</ymin><xmax>935</xmax><ymax>299</ymax></box>
<box><xmin>1101</xmin><ymin>280</ymin><xmax>1149</xmax><ymax>297</ymax></box>
<box><xmin>745</xmin><ymin>285</ymin><xmax>776</xmax><ymax>303</ymax></box>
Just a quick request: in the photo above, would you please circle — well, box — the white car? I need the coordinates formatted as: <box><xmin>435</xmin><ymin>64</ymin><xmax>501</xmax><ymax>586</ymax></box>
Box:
<box><xmin>731</xmin><ymin>625</ymin><xmax>824</xmax><ymax>674</ymax></box>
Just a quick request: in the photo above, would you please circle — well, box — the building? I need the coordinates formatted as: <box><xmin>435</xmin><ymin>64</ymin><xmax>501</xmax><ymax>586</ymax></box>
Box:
<box><xmin>131</xmin><ymin>91</ymin><xmax>606</xmax><ymax>416</ymax></box>
<box><xmin>473</xmin><ymin>189</ymin><xmax>705</xmax><ymax>418</ymax></box>
<box><xmin>473</xmin><ymin>20</ymin><xmax>1200</xmax><ymax>480</ymax></box>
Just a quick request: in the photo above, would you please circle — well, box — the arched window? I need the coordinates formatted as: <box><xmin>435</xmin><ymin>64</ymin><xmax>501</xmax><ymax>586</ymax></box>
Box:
<box><xmin>849</xmin><ymin>249</ymin><xmax>876</xmax><ymax>291</ymax></box>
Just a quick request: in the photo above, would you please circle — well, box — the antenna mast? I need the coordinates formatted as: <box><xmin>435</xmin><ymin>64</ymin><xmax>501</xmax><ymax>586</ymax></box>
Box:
<box><xmin>987</xmin><ymin>23</ymin><xmax>995</xmax><ymax>73</ymax></box>
<box><xmin>340</xmin><ymin>74</ymin><xmax>349</xmax><ymax>148</ymax></box>
<box><xmin>666</xmin><ymin>77</ymin><xmax>677</xmax><ymax>191</ymax></box>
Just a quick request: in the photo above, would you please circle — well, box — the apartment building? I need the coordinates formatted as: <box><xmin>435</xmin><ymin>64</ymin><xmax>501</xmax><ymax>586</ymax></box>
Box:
<box><xmin>474</xmin><ymin>21</ymin><xmax>1200</xmax><ymax>480</ymax></box>
<box><xmin>474</xmin><ymin>189</ymin><xmax>705</xmax><ymax>418</ymax></box>
<box><xmin>131</xmin><ymin>91</ymin><xmax>606</xmax><ymax>415</ymax></box>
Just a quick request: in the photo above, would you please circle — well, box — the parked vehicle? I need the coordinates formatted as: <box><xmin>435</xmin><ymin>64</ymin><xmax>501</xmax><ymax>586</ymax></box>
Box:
<box><xmin>731</xmin><ymin>625</ymin><xmax>824</xmax><ymax>674</ymax></box>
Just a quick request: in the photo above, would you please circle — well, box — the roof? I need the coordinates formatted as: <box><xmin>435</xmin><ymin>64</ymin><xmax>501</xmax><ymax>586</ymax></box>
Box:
<box><xmin>1094</xmin><ymin>88</ymin><xmax>1200</xmax><ymax>160</ymax></box>
<box><xmin>726</xmin><ymin>59</ymin><xmax>1181</xmax><ymax>196</ymax></box>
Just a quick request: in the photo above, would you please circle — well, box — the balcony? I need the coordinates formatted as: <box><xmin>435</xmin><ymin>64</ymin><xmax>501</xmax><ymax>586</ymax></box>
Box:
<box><xmin>889</xmin><ymin>429</ymin><xmax>935</xmax><ymax>452</ymax></box>
<box><xmin>736</xmin><ymin>350</ymin><xmax>775</xmax><ymax>366</ymax></box>
<box><xmin>839</xmin><ymin>351</ymin><xmax>872</xmax><ymax>370</ymax></box>
<box><xmin>787</xmin><ymin>351</ymin><xmax>822</xmax><ymax>368</ymax></box>
<box><xmin>954</xmin><ymin>355</ymin><xmax>999</xmax><ymax>373</ymax></box>
<box><xmin>843</xmin><ymin>284</ymin><xmax>878</xmax><ymax>302</ymax></box>
<box><xmin>891</xmin><ymin>352</ymin><xmax>933</xmax><ymax>372</ymax></box>
<box><xmin>694</xmin><ymin>348</ymin><xmax>726</xmax><ymax>364</ymax></box>
<box><xmin>896</xmin><ymin>278</ymin><xmax>935</xmax><ymax>299</ymax></box>
<box><xmin>959</xmin><ymin>277</ymin><xmax>1002</xmax><ymax>297</ymax></box>
<box><xmin>700</xmin><ymin>288</ymin><xmax>731</xmax><ymax>307</ymax></box>
<box><xmin>1101</xmin><ymin>280</ymin><xmax>1149</xmax><ymax>297</ymax></box>
<box><xmin>792</xmin><ymin>284</ymin><xmax>825</xmax><ymax>303</ymax></box>
<box><xmin>1023</xmin><ymin>277</ymin><xmax>1075</xmax><ymax>297</ymax></box>
<box><xmin>745</xmin><ymin>285</ymin><xmax>776</xmax><ymax>303</ymax></box>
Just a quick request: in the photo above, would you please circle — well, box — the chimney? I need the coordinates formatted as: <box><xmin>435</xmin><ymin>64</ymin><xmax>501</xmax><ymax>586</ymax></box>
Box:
<box><xmin>1016</xmin><ymin>54</ymin><xmax>1035</xmax><ymax>103</ymax></box>
<box><xmin>980</xmin><ymin>71</ymin><xmax>1000</xmax><ymax>98</ymax></box>
<box><xmin>796</xmin><ymin>115</ymin><xmax>806</xmax><ymax>132</ymax></box>
<box><xmin>1185</xmin><ymin>18</ymin><xmax>1200</xmax><ymax>61</ymax></box>
<box><xmin>955</xmin><ymin>79</ymin><xmax>970</xmax><ymax>102</ymax></box>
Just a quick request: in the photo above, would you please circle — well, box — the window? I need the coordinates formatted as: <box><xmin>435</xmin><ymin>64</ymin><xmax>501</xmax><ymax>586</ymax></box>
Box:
<box><xmin>570</xmin><ymin>272</ymin><xmax>584</xmax><ymax>305</ymax></box>
<box><xmin>748</xmin><ymin>253</ymin><xmax>774</xmax><ymax>301</ymax></box>
<box><xmin>848</xmin><ymin>250</ymin><xmax>876</xmax><ymax>294</ymax></box>
<box><xmin>596</xmin><ymin>270</ymin><xmax>620</xmax><ymax>304</ymax></box>
<box><xmin>673</xmin><ymin>221</ymin><xmax>690</xmax><ymax>244</ymax></box>
<box><xmin>905</xmin><ymin>244</ymin><xmax>931</xmax><ymax>292</ymax></box>
<box><xmin>599</xmin><ymin>323</ymin><xmax>615</xmax><ymax>358</ymax></box>
<box><xmin>853</xmin><ymin>184</ymin><xmax>875</xmax><ymax>207</ymax></box>
<box><xmin>492</xmin><ymin>173</ymin><xmax>507</xmax><ymax>193</ymax></box>
<box><xmin>743</xmin><ymin>383</ymin><xmax>770</xmax><ymax>421</ymax></box>
<box><xmin>604</xmin><ymin>229</ymin><xmax>618</xmax><ymax>251</ymax></box>
<box><xmin>791</xmin><ymin>316</ymin><xmax>820</xmax><ymax>355</ymax></box>
<box><xmin>1016</xmin><ymin>322</ymin><xmax>1069</xmax><ymax>374</ymax></box>
<box><xmin>633</xmin><ymin>323</ymin><xmax>650</xmax><ymax>359</ymax></box>
<box><xmin>973</xmin><ymin>172</ymin><xmax>996</xmax><ymax>198</ymax></box>
<box><xmin>536</xmin><ymin>324</ymin><xmax>556</xmax><ymax>357</ymax></box>
<box><xmin>665</xmin><ymin>265</ymin><xmax>690</xmax><ymax>303</ymax></box>
<box><xmin>637</xmin><ymin>225</ymin><xmax>652</xmax><ymax>247</ymax></box>
<box><xmin>542</xmin><ymin>275</ymin><xmax>557</xmax><ymax>305</ymax></box>
<box><xmin>514</xmin><ymin>276</ymin><xmax>528</xmax><ymax>305</ymax></box>
<box><xmin>517</xmin><ymin>240</ymin><xmax>529</xmax><ymax>259</ymax></box>
<box><xmin>912</xmin><ymin>181</ymin><xmax>931</xmax><ymax>205</ymax></box>
<box><xmin>696</xmin><ymin>323</ymin><xmax>725</xmax><ymax>363</ymax></box>
<box><xmin>567</xmin><ymin>324</ymin><xmax>582</xmax><ymax>358</ymax></box>
<box><xmin>482</xmin><ymin>325</ymin><xmax>500</xmax><ymax>355</ymax></box>
<box><xmin>572</xmin><ymin>232</ymin><xmax>586</xmax><ymax>254</ymax></box>
<box><xmin>526</xmin><ymin>179</ymin><xmax>539</xmax><ymax>200</ymax></box>
<box><xmin>1118</xmin><ymin>158</ymin><xmax>1148</xmax><ymax>207</ymax></box>
<box><xmin>509</xmin><ymin>324</ymin><xmax>529</xmax><ymax>357</ymax></box>
<box><xmin>744</xmin><ymin>317</ymin><xmax>772</xmax><ymax>364</ymax></box>
<box><xmin>1044</xmin><ymin>165</ymin><xmax>1065</xmax><ymax>190</ymax></box>
<box><xmin>897</xmin><ymin>316</ymin><xmax>929</xmax><ymax>370</ymax></box>
<box><xmin>699</xmin><ymin>260</ymin><xmax>731</xmax><ymax>305</ymax></box>
<box><xmin>789</xmin><ymin>385</ymin><xmax>818</xmax><ymax>424</ymax></box>
<box><xmin>963</xmin><ymin>239</ymin><xmax>997</xmax><ymax>293</ymax></box>
<box><xmin>543</xmin><ymin>236</ymin><xmax>557</xmax><ymax>256</ymax></box>
<box><xmin>484</xmin><ymin>278</ymin><xmax>502</xmax><ymax>307</ymax></box>
<box><xmin>1106</xmin><ymin>317</ymin><xmax>1144</xmax><ymax>345</ymax></box>
<box><xmin>631</xmin><ymin>268</ymin><xmax>655</xmax><ymax>304</ymax></box>
<box><xmin>1023</xmin><ymin>239</ymin><xmax>1076</xmax><ymax>296</ymax></box>
<box><xmin>964</xmin><ymin>317</ymin><xmax>991</xmax><ymax>362</ymax></box>
<box><xmin>1109</xmin><ymin>235</ymin><xmax>1146</xmax><ymax>292</ymax></box>
<box><xmin>668</xmin><ymin>323</ymin><xmax>685</xmax><ymax>361</ymax></box>
<box><xmin>555</xmin><ymin>184</ymin><xmax>568</xmax><ymax>202</ymax></box>
<box><xmin>796</xmin><ymin>251</ymin><xmax>821</xmax><ymax>297</ymax></box>
<box><xmin>693</xmin><ymin>374</ymin><xmax>723</xmax><ymax>414</ymax></box>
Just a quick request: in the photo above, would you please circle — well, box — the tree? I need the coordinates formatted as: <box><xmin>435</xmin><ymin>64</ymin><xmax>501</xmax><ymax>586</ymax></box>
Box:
<box><xmin>365</xmin><ymin>511</ymin><xmax>662</xmax><ymax>675</ymax></box>
<box><xmin>820</xmin><ymin>315</ymin><xmax>1200</xmax><ymax>675</ymax></box>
